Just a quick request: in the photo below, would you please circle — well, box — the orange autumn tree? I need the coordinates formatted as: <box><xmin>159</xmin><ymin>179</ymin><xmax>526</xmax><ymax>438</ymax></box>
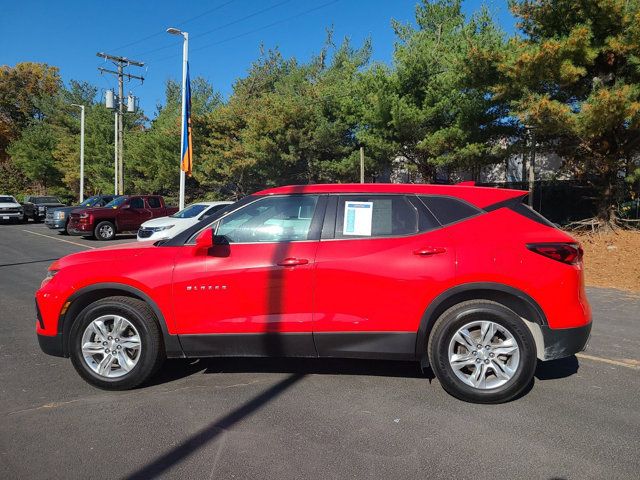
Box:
<box><xmin>485</xmin><ymin>0</ymin><xmax>640</xmax><ymax>227</ymax></box>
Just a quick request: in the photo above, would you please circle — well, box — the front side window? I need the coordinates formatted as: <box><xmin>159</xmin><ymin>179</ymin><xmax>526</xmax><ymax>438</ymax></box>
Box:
<box><xmin>216</xmin><ymin>195</ymin><xmax>319</xmax><ymax>243</ymax></box>
<box><xmin>334</xmin><ymin>195</ymin><xmax>425</xmax><ymax>239</ymax></box>
<box><xmin>105</xmin><ymin>196</ymin><xmax>127</xmax><ymax>208</ymax></box>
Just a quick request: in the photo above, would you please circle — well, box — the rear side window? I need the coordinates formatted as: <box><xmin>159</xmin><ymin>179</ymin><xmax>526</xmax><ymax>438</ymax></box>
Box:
<box><xmin>486</xmin><ymin>198</ymin><xmax>556</xmax><ymax>227</ymax></box>
<box><xmin>334</xmin><ymin>195</ymin><xmax>435</xmax><ymax>238</ymax></box>
<box><xmin>147</xmin><ymin>197</ymin><xmax>161</xmax><ymax>208</ymax></box>
<box><xmin>419</xmin><ymin>196</ymin><xmax>481</xmax><ymax>226</ymax></box>
<box><xmin>130</xmin><ymin>197</ymin><xmax>144</xmax><ymax>209</ymax></box>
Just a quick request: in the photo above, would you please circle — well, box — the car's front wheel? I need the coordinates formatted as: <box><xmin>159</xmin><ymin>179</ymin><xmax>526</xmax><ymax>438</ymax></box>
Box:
<box><xmin>94</xmin><ymin>220</ymin><xmax>116</xmax><ymax>240</ymax></box>
<box><xmin>428</xmin><ymin>300</ymin><xmax>537</xmax><ymax>404</ymax></box>
<box><xmin>69</xmin><ymin>296</ymin><xmax>164</xmax><ymax>390</ymax></box>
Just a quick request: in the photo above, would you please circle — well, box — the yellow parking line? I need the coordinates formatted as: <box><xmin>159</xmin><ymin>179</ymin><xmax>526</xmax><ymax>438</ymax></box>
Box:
<box><xmin>21</xmin><ymin>229</ymin><xmax>95</xmax><ymax>249</ymax></box>
<box><xmin>577</xmin><ymin>353</ymin><xmax>640</xmax><ymax>370</ymax></box>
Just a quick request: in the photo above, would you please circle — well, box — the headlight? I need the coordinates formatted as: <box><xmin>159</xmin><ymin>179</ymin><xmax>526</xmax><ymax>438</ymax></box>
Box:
<box><xmin>149</xmin><ymin>225</ymin><xmax>174</xmax><ymax>232</ymax></box>
<box><xmin>55</xmin><ymin>211</ymin><xmax>65</xmax><ymax>219</ymax></box>
<box><xmin>41</xmin><ymin>270</ymin><xmax>58</xmax><ymax>288</ymax></box>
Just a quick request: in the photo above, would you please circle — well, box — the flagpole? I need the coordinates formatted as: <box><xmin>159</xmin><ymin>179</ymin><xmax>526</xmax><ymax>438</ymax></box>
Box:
<box><xmin>168</xmin><ymin>27</ymin><xmax>189</xmax><ymax>211</ymax></box>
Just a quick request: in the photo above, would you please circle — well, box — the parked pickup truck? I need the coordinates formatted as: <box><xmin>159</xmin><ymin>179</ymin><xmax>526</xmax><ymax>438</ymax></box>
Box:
<box><xmin>22</xmin><ymin>196</ymin><xmax>66</xmax><ymax>222</ymax></box>
<box><xmin>45</xmin><ymin>194</ymin><xmax>116</xmax><ymax>234</ymax></box>
<box><xmin>67</xmin><ymin>195</ymin><xmax>179</xmax><ymax>240</ymax></box>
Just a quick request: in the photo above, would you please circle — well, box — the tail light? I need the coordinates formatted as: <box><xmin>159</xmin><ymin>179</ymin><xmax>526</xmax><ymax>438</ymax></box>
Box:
<box><xmin>527</xmin><ymin>243</ymin><xmax>583</xmax><ymax>265</ymax></box>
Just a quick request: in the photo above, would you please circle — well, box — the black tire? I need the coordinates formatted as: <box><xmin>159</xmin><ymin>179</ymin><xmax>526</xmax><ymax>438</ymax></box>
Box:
<box><xmin>94</xmin><ymin>220</ymin><xmax>116</xmax><ymax>240</ymax></box>
<box><xmin>69</xmin><ymin>296</ymin><xmax>165</xmax><ymax>390</ymax></box>
<box><xmin>63</xmin><ymin>220</ymin><xmax>71</xmax><ymax>235</ymax></box>
<box><xmin>428</xmin><ymin>300</ymin><xmax>537</xmax><ymax>404</ymax></box>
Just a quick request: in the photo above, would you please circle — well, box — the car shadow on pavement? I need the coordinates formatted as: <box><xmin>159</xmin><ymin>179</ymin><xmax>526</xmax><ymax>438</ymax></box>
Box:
<box><xmin>146</xmin><ymin>356</ymin><xmax>426</xmax><ymax>388</ymax></box>
<box><xmin>535</xmin><ymin>355</ymin><xmax>579</xmax><ymax>380</ymax></box>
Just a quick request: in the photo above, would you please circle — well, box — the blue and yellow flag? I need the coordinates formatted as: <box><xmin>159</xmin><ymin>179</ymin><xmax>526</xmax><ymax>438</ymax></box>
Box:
<box><xmin>180</xmin><ymin>63</ymin><xmax>193</xmax><ymax>176</ymax></box>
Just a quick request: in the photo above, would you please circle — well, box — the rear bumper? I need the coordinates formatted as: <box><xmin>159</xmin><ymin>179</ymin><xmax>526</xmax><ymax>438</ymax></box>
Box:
<box><xmin>37</xmin><ymin>333</ymin><xmax>65</xmax><ymax>357</ymax></box>
<box><xmin>540</xmin><ymin>321</ymin><xmax>591</xmax><ymax>361</ymax></box>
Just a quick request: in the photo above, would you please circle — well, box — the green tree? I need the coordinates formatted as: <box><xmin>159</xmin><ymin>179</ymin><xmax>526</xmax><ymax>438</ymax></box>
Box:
<box><xmin>358</xmin><ymin>0</ymin><xmax>511</xmax><ymax>182</ymax></box>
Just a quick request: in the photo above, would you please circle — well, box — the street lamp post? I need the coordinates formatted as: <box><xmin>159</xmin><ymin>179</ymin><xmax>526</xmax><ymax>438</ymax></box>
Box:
<box><xmin>167</xmin><ymin>27</ymin><xmax>189</xmax><ymax>211</ymax></box>
<box><xmin>70</xmin><ymin>104</ymin><xmax>85</xmax><ymax>202</ymax></box>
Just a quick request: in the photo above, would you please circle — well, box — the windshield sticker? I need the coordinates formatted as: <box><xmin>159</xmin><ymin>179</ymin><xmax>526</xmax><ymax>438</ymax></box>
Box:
<box><xmin>343</xmin><ymin>201</ymin><xmax>373</xmax><ymax>236</ymax></box>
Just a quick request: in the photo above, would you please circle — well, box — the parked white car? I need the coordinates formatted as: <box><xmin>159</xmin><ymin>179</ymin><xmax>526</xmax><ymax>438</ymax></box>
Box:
<box><xmin>0</xmin><ymin>195</ymin><xmax>24</xmax><ymax>223</ymax></box>
<box><xmin>137</xmin><ymin>201</ymin><xmax>232</xmax><ymax>241</ymax></box>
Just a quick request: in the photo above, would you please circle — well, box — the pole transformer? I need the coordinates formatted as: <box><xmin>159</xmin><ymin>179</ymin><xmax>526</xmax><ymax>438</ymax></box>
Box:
<box><xmin>97</xmin><ymin>52</ymin><xmax>144</xmax><ymax>195</ymax></box>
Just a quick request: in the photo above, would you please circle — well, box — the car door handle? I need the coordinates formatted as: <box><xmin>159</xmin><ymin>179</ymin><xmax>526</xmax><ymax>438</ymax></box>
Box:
<box><xmin>278</xmin><ymin>257</ymin><xmax>309</xmax><ymax>267</ymax></box>
<box><xmin>413</xmin><ymin>247</ymin><xmax>447</xmax><ymax>256</ymax></box>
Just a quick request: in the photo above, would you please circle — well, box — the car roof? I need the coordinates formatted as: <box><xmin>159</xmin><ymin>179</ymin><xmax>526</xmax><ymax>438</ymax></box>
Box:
<box><xmin>255</xmin><ymin>183</ymin><xmax>527</xmax><ymax>209</ymax></box>
<box><xmin>195</xmin><ymin>201</ymin><xmax>233</xmax><ymax>206</ymax></box>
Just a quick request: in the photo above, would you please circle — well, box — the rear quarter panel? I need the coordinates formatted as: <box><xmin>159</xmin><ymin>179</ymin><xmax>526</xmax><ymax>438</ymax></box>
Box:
<box><xmin>446</xmin><ymin>208</ymin><xmax>590</xmax><ymax>329</ymax></box>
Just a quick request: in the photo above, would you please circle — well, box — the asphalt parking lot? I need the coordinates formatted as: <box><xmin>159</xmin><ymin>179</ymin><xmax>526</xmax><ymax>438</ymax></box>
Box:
<box><xmin>1</xmin><ymin>222</ymin><xmax>639</xmax><ymax>479</ymax></box>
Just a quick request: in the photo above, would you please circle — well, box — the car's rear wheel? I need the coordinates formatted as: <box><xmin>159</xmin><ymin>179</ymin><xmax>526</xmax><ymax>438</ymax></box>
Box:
<box><xmin>69</xmin><ymin>296</ymin><xmax>164</xmax><ymax>390</ymax></box>
<box><xmin>428</xmin><ymin>300</ymin><xmax>537</xmax><ymax>404</ymax></box>
<box><xmin>94</xmin><ymin>220</ymin><xmax>116</xmax><ymax>240</ymax></box>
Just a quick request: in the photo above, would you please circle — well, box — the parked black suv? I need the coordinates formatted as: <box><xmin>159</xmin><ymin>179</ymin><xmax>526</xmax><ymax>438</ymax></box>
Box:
<box><xmin>22</xmin><ymin>196</ymin><xmax>66</xmax><ymax>222</ymax></box>
<box><xmin>46</xmin><ymin>195</ymin><xmax>116</xmax><ymax>234</ymax></box>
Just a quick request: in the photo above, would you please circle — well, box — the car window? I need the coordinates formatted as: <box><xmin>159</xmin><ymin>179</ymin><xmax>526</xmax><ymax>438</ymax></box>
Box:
<box><xmin>147</xmin><ymin>197</ymin><xmax>161</xmax><ymax>208</ymax></box>
<box><xmin>36</xmin><ymin>197</ymin><xmax>59</xmax><ymax>203</ymax></box>
<box><xmin>105</xmin><ymin>196</ymin><xmax>127</xmax><ymax>208</ymax></box>
<box><xmin>130</xmin><ymin>197</ymin><xmax>144</xmax><ymax>209</ymax></box>
<box><xmin>216</xmin><ymin>195</ymin><xmax>319</xmax><ymax>243</ymax></box>
<box><xmin>419</xmin><ymin>196</ymin><xmax>481</xmax><ymax>226</ymax></box>
<box><xmin>201</xmin><ymin>204</ymin><xmax>230</xmax><ymax>218</ymax></box>
<box><xmin>0</xmin><ymin>196</ymin><xmax>16</xmax><ymax>203</ymax></box>
<box><xmin>100</xmin><ymin>196</ymin><xmax>114</xmax><ymax>206</ymax></box>
<box><xmin>334</xmin><ymin>195</ymin><xmax>426</xmax><ymax>239</ymax></box>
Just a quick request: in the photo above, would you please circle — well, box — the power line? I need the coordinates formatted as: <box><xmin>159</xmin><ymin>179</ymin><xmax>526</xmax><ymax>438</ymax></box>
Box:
<box><xmin>150</xmin><ymin>0</ymin><xmax>341</xmax><ymax>64</ymax></box>
<box><xmin>136</xmin><ymin>0</ymin><xmax>291</xmax><ymax>58</ymax></box>
<box><xmin>111</xmin><ymin>0</ymin><xmax>237</xmax><ymax>52</ymax></box>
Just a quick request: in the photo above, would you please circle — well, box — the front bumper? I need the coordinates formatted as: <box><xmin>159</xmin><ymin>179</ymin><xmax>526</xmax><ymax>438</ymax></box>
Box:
<box><xmin>67</xmin><ymin>220</ymin><xmax>93</xmax><ymax>236</ymax></box>
<box><xmin>541</xmin><ymin>321</ymin><xmax>591</xmax><ymax>361</ymax></box>
<box><xmin>0</xmin><ymin>212</ymin><xmax>23</xmax><ymax>221</ymax></box>
<box><xmin>45</xmin><ymin>218</ymin><xmax>66</xmax><ymax>230</ymax></box>
<box><xmin>37</xmin><ymin>333</ymin><xmax>65</xmax><ymax>357</ymax></box>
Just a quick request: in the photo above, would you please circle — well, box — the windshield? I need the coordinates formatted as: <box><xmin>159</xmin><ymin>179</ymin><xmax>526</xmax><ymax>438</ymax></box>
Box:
<box><xmin>35</xmin><ymin>197</ymin><xmax>59</xmax><ymax>203</ymax></box>
<box><xmin>171</xmin><ymin>204</ymin><xmax>209</xmax><ymax>219</ymax></box>
<box><xmin>0</xmin><ymin>196</ymin><xmax>17</xmax><ymax>203</ymax></box>
<box><xmin>104</xmin><ymin>196</ymin><xmax>127</xmax><ymax>208</ymax></box>
<box><xmin>79</xmin><ymin>196</ymin><xmax>101</xmax><ymax>207</ymax></box>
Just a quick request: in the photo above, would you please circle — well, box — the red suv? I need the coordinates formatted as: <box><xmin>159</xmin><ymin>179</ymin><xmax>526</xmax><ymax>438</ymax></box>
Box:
<box><xmin>36</xmin><ymin>184</ymin><xmax>591</xmax><ymax>403</ymax></box>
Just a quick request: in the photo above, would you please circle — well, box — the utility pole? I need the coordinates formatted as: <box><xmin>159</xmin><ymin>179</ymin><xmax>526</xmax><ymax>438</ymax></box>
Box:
<box><xmin>528</xmin><ymin>127</ymin><xmax>536</xmax><ymax>208</ymax></box>
<box><xmin>360</xmin><ymin>146</ymin><xmax>365</xmax><ymax>184</ymax></box>
<box><xmin>70</xmin><ymin>104</ymin><xmax>85</xmax><ymax>202</ymax></box>
<box><xmin>97</xmin><ymin>52</ymin><xmax>144</xmax><ymax>195</ymax></box>
<box><xmin>114</xmin><ymin>112</ymin><xmax>118</xmax><ymax>195</ymax></box>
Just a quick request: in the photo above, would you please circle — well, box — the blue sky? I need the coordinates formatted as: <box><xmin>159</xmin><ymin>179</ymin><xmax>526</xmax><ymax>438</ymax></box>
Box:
<box><xmin>1</xmin><ymin>0</ymin><xmax>517</xmax><ymax>116</ymax></box>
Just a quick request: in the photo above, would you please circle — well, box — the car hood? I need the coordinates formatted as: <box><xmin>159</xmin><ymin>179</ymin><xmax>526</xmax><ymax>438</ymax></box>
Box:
<box><xmin>34</xmin><ymin>202</ymin><xmax>65</xmax><ymax>207</ymax></box>
<box><xmin>50</xmin><ymin>241</ymin><xmax>159</xmax><ymax>270</ymax></box>
<box><xmin>141</xmin><ymin>216</ymin><xmax>192</xmax><ymax>228</ymax></box>
<box><xmin>0</xmin><ymin>201</ymin><xmax>21</xmax><ymax>208</ymax></box>
<box><xmin>51</xmin><ymin>205</ymin><xmax>85</xmax><ymax>214</ymax></box>
<box><xmin>71</xmin><ymin>206</ymin><xmax>116</xmax><ymax>216</ymax></box>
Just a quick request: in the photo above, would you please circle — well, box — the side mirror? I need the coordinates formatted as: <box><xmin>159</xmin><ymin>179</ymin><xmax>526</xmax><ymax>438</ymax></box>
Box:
<box><xmin>195</xmin><ymin>228</ymin><xmax>214</xmax><ymax>250</ymax></box>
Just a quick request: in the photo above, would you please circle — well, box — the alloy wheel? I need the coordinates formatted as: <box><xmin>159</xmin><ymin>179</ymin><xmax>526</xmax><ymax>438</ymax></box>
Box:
<box><xmin>80</xmin><ymin>314</ymin><xmax>142</xmax><ymax>378</ymax></box>
<box><xmin>447</xmin><ymin>320</ymin><xmax>520</xmax><ymax>389</ymax></box>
